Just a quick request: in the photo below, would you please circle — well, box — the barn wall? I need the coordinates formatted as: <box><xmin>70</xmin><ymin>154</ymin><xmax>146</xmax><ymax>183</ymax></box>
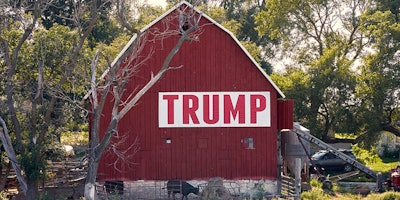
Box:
<box><xmin>277</xmin><ymin>99</ymin><xmax>294</xmax><ymax>130</ymax></box>
<box><xmin>97</xmin><ymin>8</ymin><xmax>279</xmax><ymax>181</ymax></box>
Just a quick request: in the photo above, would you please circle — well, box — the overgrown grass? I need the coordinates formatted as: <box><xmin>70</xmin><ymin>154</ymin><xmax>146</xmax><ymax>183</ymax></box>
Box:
<box><xmin>303</xmin><ymin>178</ymin><xmax>400</xmax><ymax>200</ymax></box>
<box><xmin>334</xmin><ymin>133</ymin><xmax>399</xmax><ymax>173</ymax></box>
<box><xmin>352</xmin><ymin>144</ymin><xmax>398</xmax><ymax>173</ymax></box>
<box><xmin>304</xmin><ymin>140</ymin><xmax>400</xmax><ymax>199</ymax></box>
<box><xmin>367</xmin><ymin>157</ymin><xmax>398</xmax><ymax>174</ymax></box>
<box><xmin>333</xmin><ymin>192</ymin><xmax>400</xmax><ymax>200</ymax></box>
<box><xmin>363</xmin><ymin>191</ymin><xmax>400</xmax><ymax>200</ymax></box>
<box><xmin>301</xmin><ymin>179</ymin><xmax>332</xmax><ymax>200</ymax></box>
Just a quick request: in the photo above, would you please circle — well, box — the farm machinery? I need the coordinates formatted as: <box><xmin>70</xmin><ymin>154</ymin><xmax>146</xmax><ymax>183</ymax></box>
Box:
<box><xmin>283</xmin><ymin>123</ymin><xmax>385</xmax><ymax>192</ymax></box>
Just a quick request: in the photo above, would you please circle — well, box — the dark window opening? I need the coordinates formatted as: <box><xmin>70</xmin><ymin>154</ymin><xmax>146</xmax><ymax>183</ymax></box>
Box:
<box><xmin>179</xmin><ymin>13</ymin><xmax>190</xmax><ymax>33</ymax></box>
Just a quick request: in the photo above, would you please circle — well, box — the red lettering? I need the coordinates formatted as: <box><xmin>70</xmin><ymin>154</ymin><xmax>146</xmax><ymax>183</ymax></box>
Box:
<box><xmin>163</xmin><ymin>95</ymin><xmax>179</xmax><ymax>124</ymax></box>
<box><xmin>250</xmin><ymin>94</ymin><xmax>266</xmax><ymax>123</ymax></box>
<box><xmin>224</xmin><ymin>95</ymin><xmax>245</xmax><ymax>124</ymax></box>
<box><xmin>203</xmin><ymin>95</ymin><xmax>219</xmax><ymax>124</ymax></box>
<box><xmin>183</xmin><ymin>95</ymin><xmax>199</xmax><ymax>124</ymax></box>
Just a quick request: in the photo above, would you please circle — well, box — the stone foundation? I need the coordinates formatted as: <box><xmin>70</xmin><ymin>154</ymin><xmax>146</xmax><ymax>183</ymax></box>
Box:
<box><xmin>97</xmin><ymin>178</ymin><xmax>278</xmax><ymax>199</ymax></box>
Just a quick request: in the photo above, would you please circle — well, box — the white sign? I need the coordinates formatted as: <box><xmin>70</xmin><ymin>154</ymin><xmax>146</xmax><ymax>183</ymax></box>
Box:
<box><xmin>159</xmin><ymin>92</ymin><xmax>271</xmax><ymax>127</ymax></box>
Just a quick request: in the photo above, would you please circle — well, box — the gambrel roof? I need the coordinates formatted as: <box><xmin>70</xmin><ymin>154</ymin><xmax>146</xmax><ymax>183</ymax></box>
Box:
<box><xmin>110</xmin><ymin>1</ymin><xmax>285</xmax><ymax>98</ymax></box>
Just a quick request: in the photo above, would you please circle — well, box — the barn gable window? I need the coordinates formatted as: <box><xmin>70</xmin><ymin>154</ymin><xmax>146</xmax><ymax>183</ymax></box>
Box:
<box><xmin>179</xmin><ymin>5</ymin><xmax>191</xmax><ymax>33</ymax></box>
<box><xmin>179</xmin><ymin>13</ymin><xmax>190</xmax><ymax>33</ymax></box>
<box><xmin>179</xmin><ymin>13</ymin><xmax>189</xmax><ymax>32</ymax></box>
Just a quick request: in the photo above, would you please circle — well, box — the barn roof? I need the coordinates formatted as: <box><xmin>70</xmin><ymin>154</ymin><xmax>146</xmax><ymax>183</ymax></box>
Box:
<box><xmin>108</xmin><ymin>1</ymin><xmax>285</xmax><ymax>98</ymax></box>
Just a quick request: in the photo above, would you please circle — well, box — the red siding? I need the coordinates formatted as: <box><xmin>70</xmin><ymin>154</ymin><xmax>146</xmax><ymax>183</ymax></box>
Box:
<box><xmin>277</xmin><ymin>99</ymin><xmax>294</xmax><ymax>129</ymax></box>
<box><xmin>97</xmin><ymin>7</ymin><xmax>280</xmax><ymax>181</ymax></box>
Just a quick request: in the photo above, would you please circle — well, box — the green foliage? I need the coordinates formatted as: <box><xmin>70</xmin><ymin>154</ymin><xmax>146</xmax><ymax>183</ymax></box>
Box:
<box><xmin>255</xmin><ymin>0</ymin><xmax>293</xmax><ymax>40</ymax></box>
<box><xmin>381</xmin><ymin>192</ymin><xmax>400</xmax><ymax>200</ymax></box>
<box><xmin>61</xmin><ymin>131</ymin><xmax>88</xmax><ymax>146</ymax></box>
<box><xmin>257</xmin><ymin>0</ymin><xmax>362</xmax><ymax>139</ymax></box>
<box><xmin>0</xmin><ymin>0</ymin><xmax>143</xmax><ymax>199</ymax></box>
<box><xmin>41</xmin><ymin>0</ymin><xmax>74</xmax><ymax>29</ymax></box>
<box><xmin>43</xmin><ymin>144</ymin><xmax>70</xmax><ymax>162</ymax></box>
<box><xmin>251</xmin><ymin>182</ymin><xmax>266</xmax><ymax>200</ymax></box>
<box><xmin>270</xmin><ymin>68</ymin><xmax>311</xmax><ymax>126</ymax></box>
<box><xmin>363</xmin><ymin>191</ymin><xmax>400</xmax><ymax>200</ymax></box>
<box><xmin>309</xmin><ymin>178</ymin><xmax>322</xmax><ymax>188</ymax></box>
<box><xmin>19</xmin><ymin>144</ymin><xmax>46</xmax><ymax>180</ymax></box>
<box><xmin>352</xmin><ymin>144</ymin><xmax>399</xmax><ymax>173</ymax></box>
<box><xmin>335</xmin><ymin>133</ymin><xmax>358</xmax><ymax>140</ymax></box>
<box><xmin>241</xmin><ymin>41</ymin><xmax>261</xmax><ymax>64</ymax></box>
<box><xmin>131</xmin><ymin>4</ymin><xmax>165</xmax><ymax>31</ymax></box>
<box><xmin>203</xmin><ymin>6</ymin><xmax>230</xmax><ymax>25</ymax></box>
<box><xmin>89</xmin><ymin>14</ymin><xmax>124</xmax><ymax>48</ymax></box>
<box><xmin>380</xmin><ymin>144</ymin><xmax>400</xmax><ymax>159</ymax></box>
<box><xmin>219</xmin><ymin>0</ymin><xmax>268</xmax><ymax>44</ymax></box>
<box><xmin>303</xmin><ymin>184</ymin><xmax>400</xmax><ymax>200</ymax></box>
<box><xmin>352</xmin><ymin>144</ymin><xmax>379</xmax><ymax>165</ymax></box>
<box><xmin>301</xmin><ymin>179</ymin><xmax>332</xmax><ymax>200</ymax></box>
<box><xmin>354</xmin><ymin>7</ymin><xmax>400</xmax><ymax>147</ymax></box>
<box><xmin>257</xmin><ymin>0</ymin><xmax>400</xmax><ymax>144</ymax></box>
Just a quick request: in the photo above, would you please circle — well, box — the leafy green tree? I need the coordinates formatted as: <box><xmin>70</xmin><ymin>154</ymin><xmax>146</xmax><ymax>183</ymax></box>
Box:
<box><xmin>218</xmin><ymin>0</ymin><xmax>275</xmax><ymax>73</ymax></box>
<box><xmin>356</xmin><ymin>8</ymin><xmax>400</xmax><ymax>146</ymax></box>
<box><xmin>377</xmin><ymin>0</ymin><xmax>400</xmax><ymax>22</ymax></box>
<box><xmin>41</xmin><ymin>0</ymin><xmax>125</xmax><ymax>49</ymax></box>
<box><xmin>256</xmin><ymin>0</ymin><xmax>366</xmax><ymax>140</ymax></box>
<box><xmin>41</xmin><ymin>0</ymin><xmax>75</xmax><ymax>29</ymax></box>
<box><xmin>0</xmin><ymin>0</ymin><xmax>180</xmax><ymax>199</ymax></box>
<box><xmin>270</xmin><ymin>68</ymin><xmax>311</xmax><ymax>122</ymax></box>
<box><xmin>0</xmin><ymin>0</ymin><xmax>101</xmax><ymax>198</ymax></box>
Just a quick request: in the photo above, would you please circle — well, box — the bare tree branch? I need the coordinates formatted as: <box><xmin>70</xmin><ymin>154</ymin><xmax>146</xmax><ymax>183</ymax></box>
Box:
<box><xmin>84</xmin><ymin>3</ymin><xmax>204</xmax><ymax>199</ymax></box>
<box><xmin>91</xmin><ymin>47</ymin><xmax>102</xmax><ymax>109</ymax></box>
<box><xmin>0</xmin><ymin>116</ymin><xmax>27</xmax><ymax>193</ymax></box>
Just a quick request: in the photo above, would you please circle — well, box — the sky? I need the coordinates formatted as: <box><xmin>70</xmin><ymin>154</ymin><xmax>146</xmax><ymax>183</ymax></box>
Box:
<box><xmin>147</xmin><ymin>0</ymin><xmax>167</xmax><ymax>7</ymax></box>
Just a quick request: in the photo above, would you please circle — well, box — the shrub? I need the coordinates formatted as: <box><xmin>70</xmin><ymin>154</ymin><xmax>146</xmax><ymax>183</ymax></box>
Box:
<box><xmin>381</xmin><ymin>191</ymin><xmax>400</xmax><ymax>200</ymax></box>
<box><xmin>44</xmin><ymin>144</ymin><xmax>69</xmax><ymax>161</ymax></box>
<box><xmin>362</xmin><ymin>191</ymin><xmax>400</xmax><ymax>200</ymax></box>
<box><xmin>302</xmin><ymin>179</ymin><xmax>332</xmax><ymax>200</ymax></box>
<box><xmin>301</xmin><ymin>187</ymin><xmax>330</xmax><ymax>200</ymax></box>
<box><xmin>19</xmin><ymin>145</ymin><xmax>46</xmax><ymax>180</ymax></box>
<box><xmin>352</xmin><ymin>144</ymin><xmax>379</xmax><ymax>164</ymax></box>
<box><xmin>381</xmin><ymin>144</ymin><xmax>400</xmax><ymax>159</ymax></box>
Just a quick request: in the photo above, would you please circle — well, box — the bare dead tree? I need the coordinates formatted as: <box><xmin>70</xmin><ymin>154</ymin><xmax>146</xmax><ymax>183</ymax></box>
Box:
<box><xmin>0</xmin><ymin>117</ymin><xmax>27</xmax><ymax>193</ymax></box>
<box><xmin>85</xmin><ymin>3</ymin><xmax>203</xmax><ymax>199</ymax></box>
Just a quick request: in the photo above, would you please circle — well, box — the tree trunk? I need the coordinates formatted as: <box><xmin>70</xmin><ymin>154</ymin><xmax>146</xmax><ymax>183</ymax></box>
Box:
<box><xmin>84</xmin><ymin>157</ymin><xmax>100</xmax><ymax>200</ymax></box>
<box><xmin>25</xmin><ymin>179</ymin><xmax>39</xmax><ymax>200</ymax></box>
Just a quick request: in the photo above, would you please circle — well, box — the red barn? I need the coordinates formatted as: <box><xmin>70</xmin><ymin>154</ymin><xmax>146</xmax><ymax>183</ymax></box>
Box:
<box><xmin>96</xmin><ymin>1</ymin><xmax>292</xmax><ymax>192</ymax></box>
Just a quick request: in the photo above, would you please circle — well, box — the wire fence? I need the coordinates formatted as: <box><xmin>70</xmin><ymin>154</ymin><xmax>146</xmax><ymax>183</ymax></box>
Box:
<box><xmin>96</xmin><ymin>180</ymin><xmax>279</xmax><ymax>200</ymax></box>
